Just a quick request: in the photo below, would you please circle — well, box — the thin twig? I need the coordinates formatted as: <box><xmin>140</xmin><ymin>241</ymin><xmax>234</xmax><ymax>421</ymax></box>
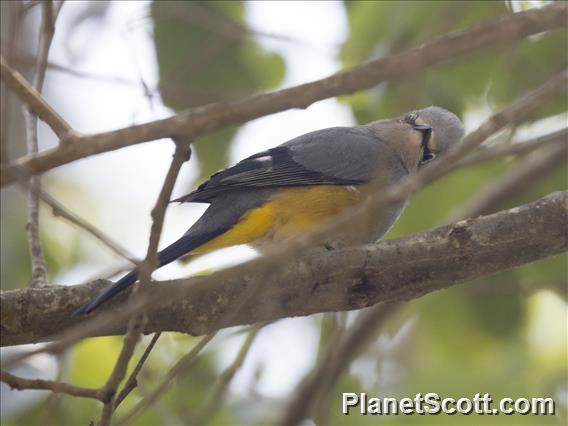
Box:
<box><xmin>1</xmin><ymin>369</ymin><xmax>104</xmax><ymax>400</ymax></box>
<box><xmin>31</xmin><ymin>186</ymin><xmax>139</xmax><ymax>264</ymax></box>
<box><xmin>23</xmin><ymin>1</ymin><xmax>61</xmax><ymax>288</ymax></box>
<box><xmin>451</xmin><ymin>141</ymin><xmax>568</xmax><ymax>221</ymax></box>
<box><xmin>1</xmin><ymin>3</ymin><xmax>565</xmax><ymax>187</ymax></box>
<box><xmin>455</xmin><ymin>127</ymin><xmax>567</xmax><ymax>169</ymax></box>
<box><xmin>280</xmin><ymin>303</ymin><xmax>399</xmax><ymax>425</ymax></box>
<box><xmin>0</xmin><ymin>57</ymin><xmax>72</xmax><ymax>140</ymax></box>
<box><xmin>97</xmin><ymin>319</ymin><xmax>144</xmax><ymax>424</ymax></box>
<box><xmin>98</xmin><ymin>140</ymin><xmax>191</xmax><ymax>426</ymax></box>
<box><xmin>113</xmin><ymin>332</ymin><xmax>162</xmax><ymax>409</ymax></box>
<box><xmin>7</xmin><ymin>52</ymin><xmax>150</xmax><ymax>88</ymax></box>
<box><xmin>116</xmin><ymin>333</ymin><xmax>217</xmax><ymax>426</ymax></box>
<box><xmin>191</xmin><ymin>325</ymin><xmax>264</xmax><ymax>424</ymax></box>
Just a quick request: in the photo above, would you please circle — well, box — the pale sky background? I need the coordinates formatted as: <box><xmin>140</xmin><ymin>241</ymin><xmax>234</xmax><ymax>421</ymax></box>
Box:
<box><xmin>1</xmin><ymin>0</ymin><xmax>565</xmax><ymax>419</ymax></box>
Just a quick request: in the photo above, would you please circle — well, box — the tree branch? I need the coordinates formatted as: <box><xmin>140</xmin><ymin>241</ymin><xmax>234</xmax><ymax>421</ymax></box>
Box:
<box><xmin>190</xmin><ymin>324</ymin><xmax>264</xmax><ymax>425</ymax></box>
<box><xmin>116</xmin><ymin>333</ymin><xmax>217</xmax><ymax>426</ymax></box>
<box><xmin>113</xmin><ymin>332</ymin><xmax>162</xmax><ymax>410</ymax></box>
<box><xmin>0</xmin><ymin>56</ymin><xmax>73</xmax><ymax>140</ymax></box>
<box><xmin>20</xmin><ymin>185</ymin><xmax>139</xmax><ymax>264</ymax></box>
<box><xmin>1</xmin><ymin>3</ymin><xmax>565</xmax><ymax>187</ymax></box>
<box><xmin>280</xmin><ymin>303</ymin><xmax>399</xmax><ymax>426</ymax></box>
<box><xmin>23</xmin><ymin>1</ymin><xmax>62</xmax><ymax>288</ymax></box>
<box><xmin>455</xmin><ymin>127</ymin><xmax>567</xmax><ymax>170</ymax></box>
<box><xmin>452</xmin><ymin>141</ymin><xmax>568</xmax><ymax>220</ymax></box>
<box><xmin>0</xmin><ymin>370</ymin><xmax>104</xmax><ymax>400</ymax></box>
<box><xmin>1</xmin><ymin>191</ymin><xmax>565</xmax><ymax>347</ymax></box>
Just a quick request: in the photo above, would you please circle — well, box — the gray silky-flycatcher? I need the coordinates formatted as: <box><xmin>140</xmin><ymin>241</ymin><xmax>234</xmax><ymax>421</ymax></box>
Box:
<box><xmin>74</xmin><ymin>106</ymin><xmax>464</xmax><ymax>316</ymax></box>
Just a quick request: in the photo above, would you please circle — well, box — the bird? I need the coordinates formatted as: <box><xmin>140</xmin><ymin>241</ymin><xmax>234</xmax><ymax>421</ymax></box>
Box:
<box><xmin>73</xmin><ymin>106</ymin><xmax>464</xmax><ymax>316</ymax></box>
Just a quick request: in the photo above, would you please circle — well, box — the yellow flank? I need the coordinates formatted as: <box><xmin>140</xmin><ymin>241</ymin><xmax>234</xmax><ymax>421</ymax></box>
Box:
<box><xmin>193</xmin><ymin>203</ymin><xmax>275</xmax><ymax>254</ymax></box>
<box><xmin>193</xmin><ymin>185</ymin><xmax>365</xmax><ymax>254</ymax></box>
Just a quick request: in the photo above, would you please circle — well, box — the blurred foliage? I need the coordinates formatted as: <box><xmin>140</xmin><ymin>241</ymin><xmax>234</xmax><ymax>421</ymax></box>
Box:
<box><xmin>3</xmin><ymin>1</ymin><xmax>567</xmax><ymax>425</ymax></box>
<box><xmin>152</xmin><ymin>0</ymin><xmax>285</xmax><ymax>181</ymax></box>
<box><xmin>341</xmin><ymin>1</ymin><xmax>567</xmax><ymax>122</ymax></box>
<box><xmin>0</xmin><ymin>189</ymin><xmax>71</xmax><ymax>290</ymax></box>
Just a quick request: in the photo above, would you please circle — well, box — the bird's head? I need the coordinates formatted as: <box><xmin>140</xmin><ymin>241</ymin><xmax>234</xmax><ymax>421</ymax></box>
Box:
<box><xmin>405</xmin><ymin>106</ymin><xmax>465</xmax><ymax>167</ymax></box>
<box><xmin>368</xmin><ymin>106</ymin><xmax>464</xmax><ymax>172</ymax></box>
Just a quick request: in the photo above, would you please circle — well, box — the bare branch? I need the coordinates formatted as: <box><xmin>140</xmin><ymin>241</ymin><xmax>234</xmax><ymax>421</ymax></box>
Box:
<box><xmin>97</xmin><ymin>315</ymin><xmax>144</xmax><ymax>425</ymax></box>
<box><xmin>191</xmin><ymin>325</ymin><xmax>264</xmax><ymax>424</ymax></box>
<box><xmin>281</xmin><ymin>303</ymin><xmax>399</xmax><ymax>426</ymax></box>
<box><xmin>1</xmin><ymin>3</ymin><xmax>565</xmax><ymax>187</ymax></box>
<box><xmin>116</xmin><ymin>333</ymin><xmax>217</xmax><ymax>426</ymax></box>
<box><xmin>23</xmin><ymin>1</ymin><xmax>63</xmax><ymax>287</ymax></box>
<box><xmin>1</xmin><ymin>370</ymin><xmax>104</xmax><ymax>400</ymax></box>
<box><xmin>24</xmin><ymin>186</ymin><xmax>139</xmax><ymax>264</ymax></box>
<box><xmin>1</xmin><ymin>191</ymin><xmax>565</xmax><ymax>348</ymax></box>
<box><xmin>452</xmin><ymin>141</ymin><xmax>568</xmax><ymax>220</ymax></box>
<box><xmin>113</xmin><ymin>332</ymin><xmax>162</xmax><ymax>409</ymax></box>
<box><xmin>456</xmin><ymin>127</ymin><xmax>567</xmax><ymax>169</ymax></box>
<box><xmin>7</xmin><ymin>52</ymin><xmax>148</xmax><ymax>87</ymax></box>
<box><xmin>0</xmin><ymin>56</ymin><xmax>74</xmax><ymax>140</ymax></box>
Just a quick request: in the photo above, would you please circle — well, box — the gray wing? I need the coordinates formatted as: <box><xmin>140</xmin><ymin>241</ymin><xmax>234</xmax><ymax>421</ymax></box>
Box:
<box><xmin>176</xmin><ymin>126</ymin><xmax>384</xmax><ymax>203</ymax></box>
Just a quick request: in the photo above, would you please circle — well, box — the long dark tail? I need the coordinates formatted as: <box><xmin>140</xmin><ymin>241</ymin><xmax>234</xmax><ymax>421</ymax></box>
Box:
<box><xmin>72</xmin><ymin>231</ymin><xmax>220</xmax><ymax>316</ymax></box>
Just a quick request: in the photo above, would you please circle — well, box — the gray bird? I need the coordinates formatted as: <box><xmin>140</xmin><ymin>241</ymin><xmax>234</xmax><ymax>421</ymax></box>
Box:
<box><xmin>74</xmin><ymin>106</ymin><xmax>464</xmax><ymax>316</ymax></box>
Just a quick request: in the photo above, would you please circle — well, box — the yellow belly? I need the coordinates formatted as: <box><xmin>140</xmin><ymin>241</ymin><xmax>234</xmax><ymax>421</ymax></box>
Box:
<box><xmin>194</xmin><ymin>185</ymin><xmax>365</xmax><ymax>254</ymax></box>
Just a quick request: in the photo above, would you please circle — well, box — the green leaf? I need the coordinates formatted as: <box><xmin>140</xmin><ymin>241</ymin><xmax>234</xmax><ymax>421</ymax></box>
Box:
<box><xmin>152</xmin><ymin>1</ymin><xmax>285</xmax><ymax>181</ymax></box>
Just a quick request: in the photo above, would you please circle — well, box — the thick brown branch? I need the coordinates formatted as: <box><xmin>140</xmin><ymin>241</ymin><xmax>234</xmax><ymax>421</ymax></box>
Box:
<box><xmin>1</xmin><ymin>3</ymin><xmax>565</xmax><ymax>187</ymax></box>
<box><xmin>1</xmin><ymin>191</ymin><xmax>565</xmax><ymax>347</ymax></box>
